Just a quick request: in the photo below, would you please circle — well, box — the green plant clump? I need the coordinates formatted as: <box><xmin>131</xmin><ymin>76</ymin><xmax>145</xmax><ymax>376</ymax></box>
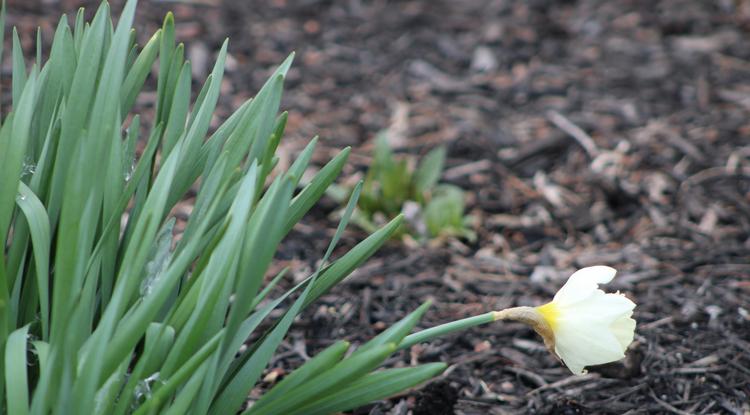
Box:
<box><xmin>0</xmin><ymin>1</ymin><xmax>446</xmax><ymax>413</ymax></box>
<box><xmin>351</xmin><ymin>131</ymin><xmax>474</xmax><ymax>241</ymax></box>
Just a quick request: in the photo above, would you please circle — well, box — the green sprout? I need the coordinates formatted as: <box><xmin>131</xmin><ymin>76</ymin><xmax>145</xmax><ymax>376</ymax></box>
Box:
<box><xmin>341</xmin><ymin>131</ymin><xmax>475</xmax><ymax>242</ymax></box>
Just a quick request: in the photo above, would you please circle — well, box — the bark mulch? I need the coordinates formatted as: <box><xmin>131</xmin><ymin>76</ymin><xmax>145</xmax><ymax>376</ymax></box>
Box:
<box><xmin>9</xmin><ymin>0</ymin><xmax>750</xmax><ymax>413</ymax></box>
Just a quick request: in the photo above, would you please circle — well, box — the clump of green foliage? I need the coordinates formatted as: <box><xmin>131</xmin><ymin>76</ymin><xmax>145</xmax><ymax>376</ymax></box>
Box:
<box><xmin>348</xmin><ymin>131</ymin><xmax>474</xmax><ymax>241</ymax></box>
<box><xmin>0</xmin><ymin>1</ymin><xmax>446</xmax><ymax>414</ymax></box>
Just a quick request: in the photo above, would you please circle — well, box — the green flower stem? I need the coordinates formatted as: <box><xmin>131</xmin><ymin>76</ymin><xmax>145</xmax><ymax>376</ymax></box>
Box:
<box><xmin>397</xmin><ymin>311</ymin><xmax>496</xmax><ymax>350</ymax></box>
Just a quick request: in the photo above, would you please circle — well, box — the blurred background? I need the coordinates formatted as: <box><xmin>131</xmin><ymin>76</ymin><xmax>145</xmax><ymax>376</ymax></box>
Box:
<box><xmin>6</xmin><ymin>1</ymin><xmax>750</xmax><ymax>413</ymax></box>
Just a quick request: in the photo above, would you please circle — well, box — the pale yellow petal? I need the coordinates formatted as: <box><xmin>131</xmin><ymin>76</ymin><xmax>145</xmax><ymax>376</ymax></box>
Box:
<box><xmin>553</xmin><ymin>266</ymin><xmax>617</xmax><ymax>306</ymax></box>
<box><xmin>610</xmin><ymin>313</ymin><xmax>636</xmax><ymax>349</ymax></box>
<box><xmin>553</xmin><ymin>318</ymin><xmax>626</xmax><ymax>375</ymax></box>
<box><xmin>557</xmin><ymin>291</ymin><xmax>635</xmax><ymax>322</ymax></box>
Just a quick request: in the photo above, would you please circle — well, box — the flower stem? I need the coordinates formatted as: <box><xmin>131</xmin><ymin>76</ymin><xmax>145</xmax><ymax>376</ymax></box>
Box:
<box><xmin>397</xmin><ymin>311</ymin><xmax>496</xmax><ymax>350</ymax></box>
<box><xmin>397</xmin><ymin>306</ymin><xmax>555</xmax><ymax>354</ymax></box>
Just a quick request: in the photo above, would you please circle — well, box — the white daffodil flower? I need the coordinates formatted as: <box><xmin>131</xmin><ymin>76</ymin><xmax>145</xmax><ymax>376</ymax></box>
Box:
<box><xmin>495</xmin><ymin>266</ymin><xmax>636</xmax><ymax>375</ymax></box>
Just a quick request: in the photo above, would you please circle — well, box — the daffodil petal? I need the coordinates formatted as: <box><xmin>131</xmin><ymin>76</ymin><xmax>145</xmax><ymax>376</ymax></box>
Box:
<box><xmin>553</xmin><ymin>266</ymin><xmax>617</xmax><ymax>306</ymax></box>
<box><xmin>557</xmin><ymin>291</ymin><xmax>635</xmax><ymax>322</ymax></box>
<box><xmin>553</xmin><ymin>319</ymin><xmax>625</xmax><ymax>375</ymax></box>
<box><xmin>610</xmin><ymin>313</ymin><xmax>636</xmax><ymax>349</ymax></box>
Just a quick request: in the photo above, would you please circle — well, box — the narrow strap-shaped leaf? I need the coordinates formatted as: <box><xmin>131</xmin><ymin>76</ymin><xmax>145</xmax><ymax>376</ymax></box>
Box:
<box><xmin>413</xmin><ymin>145</ymin><xmax>446</xmax><ymax>195</ymax></box>
<box><xmin>0</xmin><ymin>72</ymin><xmax>37</xmax><ymax>254</ymax></box>
<box><xmin>1</xmin><ymin>77</ymin><xmax>43</xmax><ymax>415</ymax></box>
<box><xmin>0</xmin><ymin>78</ymin><xmax>38</xmax><ymax>386</ymax></box>
<box><xmin>132</xmin><ymin>331</ymin><xmax>223</xmax><ymax>415</ymax></box>
<box><xmin>259</xmin><ymin>112</ymin><xmax>289</xmax><ymax>182</ymax></box>
<box><xmin>350</xmin><ymin>300</ymin><xmax>431</xmax><ymax>358</ymax></box>
<box><xmin>31</xmin><ymin>341</ymin><xmax>49</xmax><ymax>374</ymax></box>
<box><xmin>5</xmin><ymin>324</ymin><xmax>30</xmax><ymax>415</ymax></box>
<box><xmin>247</xmin><ymin>340</ymin><xmax>350</xmax><ymax>413</ymax></box>
<box><xmin>98</xmin><ymin>150</ymin><xmax>226</xmax><ymax>383</ymax></box>
<box><xmin>198</xmin><ymin>98</ymin><xmax>251</xmax><ymax>174</ymax></box>
<box><xmin>82</xmin><ymin>122</ymin><xmax>161</xmax><ymax>301</ymax></box>
<box><xmin>210</xmin><ymin>182</ymin><xmax>363</xmax><ymax>414</ymax></box>
<box><xmin>285</xmin><ymin>135</ymin><xmax>317</xmax><ymax>187</ymax></box>
<box><xmin>208</xmin><ymin>281</ymin><xmax>318</xmax><ymax>415</ymax></box>
<box><xmin>142</xmin><ymin>323</ymin><xmax>176</xmax><ymax>376</ymax></box>
<box><xmin>161</xmin><ymin>61</ymin><xmax>191</xmax><ymax>158</ymax></box>
<box><xmin>165</xmin><ymin>41</ymin><xmax>228</xmax><ymax>210</ymax></box>
<box><xmin>125</xmin><ymin>29</ymin><xmax>138</xmax><ymax>69</ymax></box>
<box><xmin>157</xmin><ymin>42</ymin><xmax>184</xmax><ymax>131</ymax></box>
<box><xmin>27</xmin><ymin>98</ymin><xmax>62</xmax><ymax>197</ymax></box>
<box><xmin>45</xmin><ymin>1</ymin><xmax>108</xmax><ymax>226</ymax></box>
<box><xmin>108</xmin><ymin>322</ymin><xmax>176</xmax><ymax>415</ymax></box>
<box><xmin>91</xmin><ymin>361</ymin><xmax>129</xmax><ymax>415</ymax></box>
<box><xmin>35</xmin><ymin>27</ymin><xmax>41</xmax><ymax>67</ymax></box>
<box><xmin>220</xmin><ymin>211</ymin><xmax>403</xmax><ymax>377</ymax></box>
<box><xmin>121</xmin><ymin>29</ymin><xmax>160</xmax><ymax>117</ymax></box>
<box><xmin>99</xmin><ymin>119</ymin><xmax>126</xmax><ymax>313</ymax></box>
<box><xmin>93</xmin><ymin>145</ymin><xmax>184</xmax><ymax>391</ymax></box>
<box><xmin>160</xmin><ymin>164</ymin><xmax>261</xmax><ymax>377</ymax></box>
<box><xmin>219</xmin><ymin>178</ymin><xmax>359</xmax><ymax>374</ymax></box>
<box><xmin>305</xmin><ymin>214</ymin><xmax>403</xmax><ymax>308</ymax></box>
<box><xmin>67</xmin><ymin>0</ymin><xmax>139</xmax><ymax>405</ymax></box>
<box><xmin>217</xmin><ymin>175</ymin><xmax>295</xmax><ymax>362</ymax></box>
<box><xmin>207</xmin><ymin>267</ymin><xmax>305</xmax><ymax>402</ymax></box>
<box><xmin>0</xmin><ymin>0</ymin><xmax>5</xmax><ymax>114</ymax></box>
<box><xmin>154</xmin><ymin>12</ymin><xmax>175</xmax><ymax>125</ymax></box>
<box><xmin>247</xmin><ymin>267</ymin><xmax>288</xmax><ymax>311</ymax></box>
<box><xmin>221</xmin><ymin>53</ymin><xmax>293</xmax><ymax>174</ymax></box>
<box><xmin>161</xmin><ymin>363</ymin><xmax>207</xmax><ymax>415</ymax></box>
<box><xmin>324</xmin><ymin>180</ymin><xmax>362</xmax><ymax>263</ymax></box>
<box><xmin>11</xmin><ymin>27</ymin><xmax>26</xmax><ymax>107</ymax></box>
<box><xmin>30</xmin><ymin>19</ymin><xmax>72</xmax><ymax>160</ymax></box>
<box><xmin>72</xmin><ymin>7</ymin><xmax>84</xmax><ymax>51</ymax></box>
<box><xmin>0</xmin><ymin>120</ymin><xmax>14</xmax><ymax>250</ymax></box>
<box><xmin>16</xmin><ymin>182</ymin><xmax>51</xmax><ymax>339</ymax></box>
<box><xmin>246</xmin><ymin>343</ymin><xmax>397</xmax><ymax>415</ymax></box>
<box><xmin>283</xmin><ymin>147</ymin><xmax>350</xmax><ymax>234</ymax></box>
<box><xmin>211</xmin><ymin>173</ymin><xmax>360</xmax><ymax>413</ymax></box>
<box><xmin>285</xmin><ymin>363</ymin><xmax>448</xmax><ymax>415</ymax></box>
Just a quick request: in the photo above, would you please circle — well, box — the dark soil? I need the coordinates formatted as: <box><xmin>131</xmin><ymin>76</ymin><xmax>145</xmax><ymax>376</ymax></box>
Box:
<box><xmin>9</xmin><ymin>0</ymin><xmax>750</xmax><ymax>414</ymax></box>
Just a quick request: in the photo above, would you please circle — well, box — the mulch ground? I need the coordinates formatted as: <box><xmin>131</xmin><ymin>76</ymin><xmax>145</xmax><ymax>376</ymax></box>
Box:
<box><xmin>8</xmin><ymin>0</ymin><xmax>750</xmax><ymax>413</ymax></box>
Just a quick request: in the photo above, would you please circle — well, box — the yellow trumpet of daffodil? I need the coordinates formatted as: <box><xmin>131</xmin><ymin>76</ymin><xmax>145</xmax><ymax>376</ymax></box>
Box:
<box><xmin>494</xmin><ymin>266</ymin><xmax>636</xmax><ymax>374</ymax></box>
